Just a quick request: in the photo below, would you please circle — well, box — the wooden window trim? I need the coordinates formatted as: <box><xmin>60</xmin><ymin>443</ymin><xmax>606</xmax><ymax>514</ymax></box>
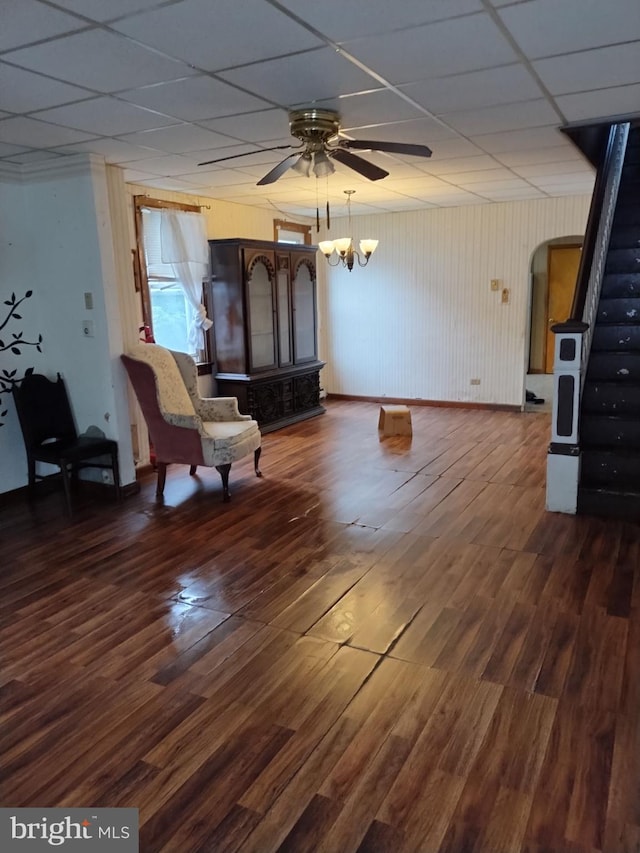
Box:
<box><xmin>273</xmin><ymin>219</ymin><xmax>312</xmax><ymax>245</ymax></box>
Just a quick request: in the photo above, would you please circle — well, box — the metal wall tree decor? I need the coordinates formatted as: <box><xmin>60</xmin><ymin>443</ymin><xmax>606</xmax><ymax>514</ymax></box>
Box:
<box><xmin>0</xmin><ymin>290</ymin><xmax>43</xmax><ymax>427</ymax></box>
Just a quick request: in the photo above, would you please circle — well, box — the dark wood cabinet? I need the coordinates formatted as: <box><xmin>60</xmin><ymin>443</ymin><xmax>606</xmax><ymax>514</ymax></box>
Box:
<box><xmin>208</xmin><ymin>238</ymin><xmax>325</xmax><ymax>432</ymax></box>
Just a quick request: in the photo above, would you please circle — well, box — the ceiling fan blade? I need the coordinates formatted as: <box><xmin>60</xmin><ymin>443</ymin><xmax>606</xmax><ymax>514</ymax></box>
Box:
<box><xmin>345</xmin><ymin>139</ymin><xmax>432</xmax><ymax>158</ymax></box>
<box><xmin>330</xmin><ymin>148</ymin><xmax>389</xmax><ymax>181</ymax></box>
<box><xmin>256</xmin><ymin>153</ymin><xmax>300</xmax><ymax>185</ymax></box>
<box><xmin>198</xmin><ymin>144</ymin><xmax>293</xmax><ymax>167</ymax></box>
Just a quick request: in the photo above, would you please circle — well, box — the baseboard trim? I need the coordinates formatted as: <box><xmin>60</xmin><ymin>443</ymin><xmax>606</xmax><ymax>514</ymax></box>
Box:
<box><xmin>0</xmin><ymin>478</ymin><xmax>140</xmax><ymax>505</ymax></box>
<box><xmin>326</xmin><ymin>393</ymin><xmax>521</xmax><ymax>412</ymax></box>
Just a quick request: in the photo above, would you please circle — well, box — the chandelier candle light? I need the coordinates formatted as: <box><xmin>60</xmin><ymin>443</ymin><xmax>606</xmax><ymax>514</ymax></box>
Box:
<box><xmin>318</xmin><ymin>190</ymin><xmax>378</xmax><ymax>272</ymax></box>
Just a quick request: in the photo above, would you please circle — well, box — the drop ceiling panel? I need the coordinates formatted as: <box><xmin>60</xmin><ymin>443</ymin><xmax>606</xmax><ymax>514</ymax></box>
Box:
<box><xmin>424</xmin><ymin>155</ymin><xmax>505</xmax><ymax>174</ymax></box>
<box><xmin>401</xmin><ymin>64</ymin><xmax>543</xmax><ymax>113</ymax></box>
<box><xmin>494</xmin><ymin>144</ymin><xmax>584</xmax><ymax>167</ymax></box>
<box><xmin>1</xmin><ymin>0</ymin><xmax>88</xmax><ymax>52</ymax></box>
<box><xmin>52</xmin><ymin>137</ymin><xmax>164</xmax><ymax>162</ymax></box>
<box><xmin>0</xmin><ymin>115</ymin><xmax>97</xmax><ymax>147</ymax></box>
<box><xmin>117</xmin><ymin>153</ymin><xmax>213</xmax><ymax>176</ymax></box>
<box><xmin>110</xmin><ymin>0</ymin><xmax>323</xmax><ymax>72</ymax></box>
<box><xmin>470</xmin><ymin>126</ymin><xmax>566</xmax><ymax>153</ymax></box>
<box><xmin>35</xmin><ymin>97</ymin><xmax>180</xmax><ymax>136</ymax></box>
<box><xmin>533</xmin><ymin>42</ymin><xmax>640</xmax><ymax>95</ymax></box>
<box><xmin>0</xmin><ymin>62</ymin><xmax>94</xmax><ymax>113</ymax></box>
<box><xmin>118</xmin><ymin>76</ymin><xmax>270</xmax><ymax>123</ymax></box>
<box><xmin>4</xmin><ymin>29</ymin><xmax>195</xmax><ymax>93</ymax></box>
<box><xmin>218</xmin><ymin>48</ymin><xmax>377</xmax><ymax>105</ymax></box>
<box><xmin>275</xmin><ymin>0</ymin><xmax>483</xmax><ymax>41</ymax></box>
<box><xmin>439</xmin><ymin>99</ymin><xmax>560</xmax><ymax>136</ymax></box>
<box><xmin>497</xmin><ymin>0</ymin><xmax>640</xmax><ymax>58</ymax></box>
<box><xmin>119</xmin><ymin>124</ymin><xmax>243</xmax><ymax>154</ymax></box>
<box><xmin>313</xmin><ymin>90</ymin><xmax>426</xmax><ymax>129</ymax></box>
<box><xmin>50</xmin><ymin>0</ymin><xmax>172</xmax><ymax>21</ymax></box>
<box><xmin>0</xmin><ymin>141</ymin><xmax>33</xmax><ymax>158</ymax></box>
<box><xmin>512</xmin><ymin>160</ymin><xmax>595</xmax><ymax>178</ymax></box>
<box><xmin>200</xmin><ymin>110</ymin><xmax>290</xmax><ymax>143</ymax></box>
<box><xmin>343</xmin><ymin>14</ymin><xmax>518</xmax><ymax>82</ymax></box>
<box><xmin>556</xmin><ymin>83</ymin><xmax>640</xmax><ymax>122</ymax></box>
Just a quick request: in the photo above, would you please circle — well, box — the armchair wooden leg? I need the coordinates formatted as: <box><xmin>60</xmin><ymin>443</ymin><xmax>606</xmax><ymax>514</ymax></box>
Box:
<box><xmin>254</xmin><ymin>447</ymin><xmax>263</xmax><ymax>478</ymax></box>
<box><xmin>215</xmin><ymin>463</ymin><xmax>231</xmax><ymax>502</ymax></box>
<box><xmin>189</xmin><ymin>465</ymin><xmax>197</xmax><ymax>476</ymax></box>
<box><xmin>156</xmin><ymin>462</ymin><xmax>167</xmax><ymax>496</ymax></box>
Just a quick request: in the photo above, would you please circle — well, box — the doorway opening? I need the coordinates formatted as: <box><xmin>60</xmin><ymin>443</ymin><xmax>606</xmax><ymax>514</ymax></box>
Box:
<box><xmin>526</xmin><ymin>235</ymin><xmax>582</xmax><ymax>412</ymax></box>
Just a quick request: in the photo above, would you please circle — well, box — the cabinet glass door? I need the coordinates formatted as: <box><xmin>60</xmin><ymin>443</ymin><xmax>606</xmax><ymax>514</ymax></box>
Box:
<box><xmin>276</xmin><ymin>268</ymin><xmax>292</xmax><ymax>366</ymax></box>
<box><xmin>247</xmin><ymin>260</ymin><xmax>276</xmax><ymax>370</ymax></box>
<box><xmin>293</xmin><ymin>262</ymin><xmax>316</xmax><ymax>362</ymax></box>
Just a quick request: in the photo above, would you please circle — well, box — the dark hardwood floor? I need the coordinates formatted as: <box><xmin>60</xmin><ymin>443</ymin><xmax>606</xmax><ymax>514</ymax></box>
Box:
<box><xmin>2</xmin><ymin>400</ymin><xmax>639</xmax><ymax>852</ymax></box>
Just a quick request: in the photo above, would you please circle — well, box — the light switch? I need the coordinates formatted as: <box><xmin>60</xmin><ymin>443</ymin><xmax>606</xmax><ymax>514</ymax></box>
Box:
<box><xmin>84</xmin><ymin>291</ymin><xmax>93</xmax><ymax>310</ymax></box>
<box><xmin>491</xmin><ymin>279</ymin><xmax>500</xmax><ymax>291</ymax></box>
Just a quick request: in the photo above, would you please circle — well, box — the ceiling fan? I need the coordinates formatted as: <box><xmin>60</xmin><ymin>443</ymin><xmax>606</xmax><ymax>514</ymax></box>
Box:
<box><xmin>198</xmin><ymin>107</ymin><xmax>432</xmax><ymax>185</ymax></box>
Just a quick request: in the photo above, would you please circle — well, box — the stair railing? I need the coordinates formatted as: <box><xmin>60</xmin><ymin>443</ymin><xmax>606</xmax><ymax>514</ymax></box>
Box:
<box><xmin>546</xmin><ymin>121</ymin><xmax>629</xmax><ymax>513</ymax></box>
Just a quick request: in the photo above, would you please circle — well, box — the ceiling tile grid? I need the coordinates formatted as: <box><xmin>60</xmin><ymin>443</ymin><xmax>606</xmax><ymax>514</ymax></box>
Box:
<box><xmin>0</xmin><ymin>0</ymin><xmax>637</xmax><ymax>215</ymax></box>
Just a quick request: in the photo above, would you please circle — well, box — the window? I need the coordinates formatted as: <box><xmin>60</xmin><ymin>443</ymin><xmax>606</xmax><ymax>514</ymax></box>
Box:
<box><xmin>134</xmin><ymin>197</ymin><xmax>211</xmax><ymax>363</ymax></box>
<box><xmin>141</xmin><ymin>208</ymin><xmax>196</xmax><ymax>354</ymax></box>
<box><xmin>274</xmin><ymin>219</ymin><xmax>312</xmax><ymax>245</ymax></box>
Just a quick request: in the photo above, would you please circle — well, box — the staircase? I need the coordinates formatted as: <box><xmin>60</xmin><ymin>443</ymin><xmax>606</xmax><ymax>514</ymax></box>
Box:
<box><xmin>578</xmin><ymin>126</ymin><xmax>640</xmax><ymax>519</ymax></box>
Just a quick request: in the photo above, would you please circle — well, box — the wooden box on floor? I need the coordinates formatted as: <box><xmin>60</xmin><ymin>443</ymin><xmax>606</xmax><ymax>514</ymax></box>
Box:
<box><xmin>378</xmin><ymin>405</ymin><xmax>412</xmax><ymax>436</ymax></box>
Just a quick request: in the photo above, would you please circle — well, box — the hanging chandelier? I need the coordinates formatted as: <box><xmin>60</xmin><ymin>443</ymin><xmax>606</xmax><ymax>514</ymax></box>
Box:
<box><xmin>318</xmin><ymin>190</ymin><xmax>378</xmax><ymax>272</ymax></box>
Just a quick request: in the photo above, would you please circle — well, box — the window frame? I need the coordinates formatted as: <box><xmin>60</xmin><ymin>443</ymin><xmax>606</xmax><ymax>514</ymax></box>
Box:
<box><xmin>133</xmin><ymin>195</ymin><xmax>212</xmax><ymax>371</ymax></box>
<box><xmin>273</xmin><ymin>218</ymin><xmax>312</xmax><ymax>245</ymax></box>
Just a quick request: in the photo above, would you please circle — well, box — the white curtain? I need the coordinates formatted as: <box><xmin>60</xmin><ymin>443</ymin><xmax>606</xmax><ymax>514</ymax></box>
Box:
<box><xmin>160</xmin><ymin>209</ymin><xmax>212</xmax><ymax>353</ymax></box>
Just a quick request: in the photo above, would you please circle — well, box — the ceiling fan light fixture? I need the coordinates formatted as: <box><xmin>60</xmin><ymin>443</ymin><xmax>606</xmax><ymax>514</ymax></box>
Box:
<box><xmin>313</xmin><ymin>150</ymin><xmax>335</xmax><ymax>177</ymax></box>
<box><xmin>359</xmin><ymin>239</ymin><xmax>379</xmax><ymax>257</ymax></box>
<box><xmin>291</xmin><ymin>152</ymin><xmax>312</xmax><ymax>177</ymax></box>
<box><xmin>318</xmin><ymin>240</ymin><xmax>335</xmax><ymax>257</ymax></box>
<box><xmin>333</xmin><ymin>237</ymin><xmax>352</xmax><ymax>256</ymax></box>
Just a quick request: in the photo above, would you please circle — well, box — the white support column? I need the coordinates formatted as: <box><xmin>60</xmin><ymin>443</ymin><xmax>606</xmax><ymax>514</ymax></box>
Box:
<box><xmin>546</xmin><ymin>322</ymin><xmax>587</xmax><ymax>514</ymax></box>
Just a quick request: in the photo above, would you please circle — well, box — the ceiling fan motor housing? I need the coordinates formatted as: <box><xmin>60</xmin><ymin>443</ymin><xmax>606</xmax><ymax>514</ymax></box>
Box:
<box><xmin>289</xmin><ymin>108</ymin><xmax>341</xmax><ymax>148</ymax></box>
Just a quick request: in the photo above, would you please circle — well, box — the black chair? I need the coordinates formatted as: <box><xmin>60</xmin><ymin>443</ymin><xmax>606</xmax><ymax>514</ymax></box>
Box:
<box><xmin>12</xmin><ymin>373</ymin><xmax>121</xmax><ymax>514</ymax></box>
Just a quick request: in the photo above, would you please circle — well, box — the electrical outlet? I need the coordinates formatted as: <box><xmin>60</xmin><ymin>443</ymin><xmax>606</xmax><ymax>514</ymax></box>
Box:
<box><xmin>490</xmin><ymin>279</ymin><xmax>500</xmax><ymax>291</ymax></box>
<box><xmin>501</xmin><ymin>288</ymin><xmax>510</xmax><ymax>304</ymax></box>
<box><xmin>470</xmin><ymin>378</ymin><xmax>481</xmax><ymax>385</ymax></box>
<box><xmin>82</xmin><ymin>320</ymin><xmax>94</xmax><ymax>337</ymax></box>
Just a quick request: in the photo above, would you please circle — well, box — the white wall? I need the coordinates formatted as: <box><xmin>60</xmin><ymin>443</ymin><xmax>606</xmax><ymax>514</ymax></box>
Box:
<box><xmin>0</xmin><ymin>179</ymin><xmax>44</xmax><ymax>491</ymax></box>
<box><xmin>0</xmin><ymin>156</ymin><xmax>136</xmax><ymax>494</ymax></box>
<box><xmin>318</xmin><ymin>195</ymin><xmax>591</xmax><ymax>407</ymax></box>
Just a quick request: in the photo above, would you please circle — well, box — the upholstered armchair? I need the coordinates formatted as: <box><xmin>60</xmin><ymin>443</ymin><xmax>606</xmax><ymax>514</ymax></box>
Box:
<box><xmin>121</xmin><ymin>343</ymin><xmax>261</xmax><ymax>501</ymax></box>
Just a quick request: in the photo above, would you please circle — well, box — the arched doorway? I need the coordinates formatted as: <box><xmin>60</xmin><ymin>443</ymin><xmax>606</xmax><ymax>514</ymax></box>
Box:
<box><xmin>526</xmin><ymin>235</ymin><xmax>582</xmax><ymax>411</ymax></box>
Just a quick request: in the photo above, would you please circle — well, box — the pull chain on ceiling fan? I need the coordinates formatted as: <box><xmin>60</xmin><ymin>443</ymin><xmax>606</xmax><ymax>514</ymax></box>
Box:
<box><xmin>198</xmin><ymin>107</ymin><xmax>432</xmax><ymax>185</ymax></box>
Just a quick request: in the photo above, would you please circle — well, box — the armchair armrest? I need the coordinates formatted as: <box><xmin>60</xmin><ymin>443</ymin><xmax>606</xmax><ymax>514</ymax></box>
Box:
<box><xmin>197</xmin><ymin>396</ymin><xmax>252</xmax><ymax>422</ymax></box>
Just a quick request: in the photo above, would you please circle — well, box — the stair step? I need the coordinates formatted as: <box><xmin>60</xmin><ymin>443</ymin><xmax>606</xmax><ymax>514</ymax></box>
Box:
<box><xmin>587</xmin><ymin>352</ymin><xmax>640</xmax><ymax>381</ymax></box>
<box><xmin>581</xmin><ymin>447</ymin><xmax>640</xmax><ymax>490</ymax></box>
<box><xmin>621</xmin><ymin>164</ymin><xmax>640</xmax><ymax>181</ymax></box>
<box><xmin>591</xmin><ymin>324</ymin><xmax>640</xmax><ymax>351</ymax></box>
<box><xmin>608</xmin><ymin>226</ymin><xmax>640</xmax><ymax>250</ymax></box>
<box><xmin>597</xmin><ymin>298</ymin><xmax>640</xmax><ymax>323</ymax></box>
<box><xmin>613</xmin><ymin>204</ymin><xmax>640</xmax><ymax>226</ymax></box>
<box><xmin>577</xmin><ymin>487</ymin><xmax>640</xmax><ymax>521</ymax></box>
<box><xmin>582</xmin><ymin>380</ymin><xmax>640</xmax><ymax>415</ymax></box>
<box><xmin>605</xmin><ymin>248</ymin><xmax>640</xmax><ymax>274</ymax></box>
<box><xmin>601</xmin><ymin>273</ymin><xmax>640</xmax><ymax>298</ymax></box>
<box><xmin>581</xmin><ymin>413</ymin><xmax>640</xmax><ymax>448</ymax></box>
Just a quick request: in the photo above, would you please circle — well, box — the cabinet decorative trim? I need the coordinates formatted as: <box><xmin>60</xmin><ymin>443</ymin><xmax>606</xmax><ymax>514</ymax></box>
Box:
<box><xmin>246</xmin><ymin>253</ymin><xmax>276</xmax><ymax>280</ymax></box>
<box><xmin>293</xmin><ymin>256</ymin><xmax>316</xmax><ymax>284</ymax></box>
